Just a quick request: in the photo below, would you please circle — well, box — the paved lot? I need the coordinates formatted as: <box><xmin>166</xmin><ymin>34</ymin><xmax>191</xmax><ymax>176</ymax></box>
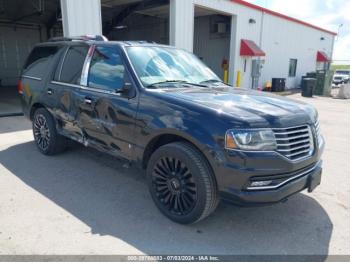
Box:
<box><xmin>0</xmin><ymin>94</ymin><xmax>349</xmax><ymax>255</ymax></box>
<box><xmin>0</xmin><ymin>87</ymin><xmax>22</xmax><ymax>116</ymax></box>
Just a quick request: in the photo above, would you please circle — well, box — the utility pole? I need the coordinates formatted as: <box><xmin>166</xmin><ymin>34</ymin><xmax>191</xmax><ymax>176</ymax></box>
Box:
<box><xmin>337</xmin><ymin>24</ymin><xmax>343</xmax><ymax>41</ymax></box>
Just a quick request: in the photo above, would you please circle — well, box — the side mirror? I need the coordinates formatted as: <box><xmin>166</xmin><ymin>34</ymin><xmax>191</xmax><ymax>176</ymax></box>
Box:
<box><xmin>115</xmin><ymin>82</ymin><xmax>134</xmax><ymax>98</ymax></box>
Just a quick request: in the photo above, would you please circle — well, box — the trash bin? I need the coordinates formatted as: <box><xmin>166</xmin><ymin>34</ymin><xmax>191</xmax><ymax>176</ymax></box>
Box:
<box><xmin>302</xmin><ymin>78</ymin><xmax>316</xmax><ymax>97</ymax></box>
<box><xmin>271</xmin><ymin>78</ymin><xmax>286</xmax><ymax>92</ymax></box>
<box><xmin>314</xmin><ymin>70</ymin><xmax>334</xmax><ymax>96</ymax></box>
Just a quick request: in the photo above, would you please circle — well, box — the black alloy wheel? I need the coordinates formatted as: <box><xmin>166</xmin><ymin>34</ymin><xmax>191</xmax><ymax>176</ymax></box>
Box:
<box><xmin>32</xmin><ymin>108</ymin><xmax>67</xmax><ymax>155</ymax></box>
<box><xmin>147</xmin><ymin>142</ymin><xmax>218</xmax><ymax>224</ymax></box>
<box><xmin>152</xmin><ymin>156</ymin><xmax>197</xmax><ymax>216</ymax></box>
<box><xmin>33</xmin><ymin>113</ymin><xmax>51</xmax><ymax>151</ymax></box>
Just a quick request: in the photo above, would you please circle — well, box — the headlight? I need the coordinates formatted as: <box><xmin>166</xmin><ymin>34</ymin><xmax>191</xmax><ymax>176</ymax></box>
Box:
<box><xmin>225</xmin><ymin>129</ymin><xmax>277</xmax><ymax>151</ymax></box>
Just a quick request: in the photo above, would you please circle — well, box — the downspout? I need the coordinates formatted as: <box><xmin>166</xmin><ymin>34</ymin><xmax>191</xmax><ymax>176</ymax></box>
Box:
<box><xmin>330</xmin><ymin>35</ymin><xmax>336</xmax><ymax>70</ymax></box>
<box><xmin>259</xmin><ymin>10</ymin><xmax>264</xmax><ymax>47</ymax></box>
<box><xmin>258</xmin><ymin>10</ymin><xmax>265</xmax><ymax>88</ymax></box>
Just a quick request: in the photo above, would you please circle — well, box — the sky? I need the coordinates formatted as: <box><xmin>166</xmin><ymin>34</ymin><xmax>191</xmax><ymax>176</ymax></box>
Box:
<box><xmin>244</xmin><ymin>0</ymin><xmax>349</xmax><ymax>64</ymax></box>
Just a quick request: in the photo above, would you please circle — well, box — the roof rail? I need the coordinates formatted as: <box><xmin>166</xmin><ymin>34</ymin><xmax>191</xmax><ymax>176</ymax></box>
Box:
<box><xmin>125</xmin><ymin>40</ymin><xmax>158</xmax><ymax>45</ymax></box>
<box><xmin>48</xmin><ymin>35</ymin><xmax>108</xmax><ymax>42</ymax></box>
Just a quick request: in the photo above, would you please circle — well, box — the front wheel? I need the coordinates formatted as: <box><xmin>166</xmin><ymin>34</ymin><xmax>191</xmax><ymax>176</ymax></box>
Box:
<box><xmin>147</xmin><ymin>142</ymin><xmax>218</xmax><ymax>224</ymax></box>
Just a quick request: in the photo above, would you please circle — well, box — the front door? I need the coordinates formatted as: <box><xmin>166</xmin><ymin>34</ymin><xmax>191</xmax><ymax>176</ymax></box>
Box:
<box><xmin>76</xmin><ymin>45</ymin><xmax>138</xmax><ymax>159</ymax></box>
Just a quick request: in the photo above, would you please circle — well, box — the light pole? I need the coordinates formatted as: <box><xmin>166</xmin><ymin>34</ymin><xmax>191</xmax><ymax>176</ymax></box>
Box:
<box><xmin>337</xmin><ymin>24</ymin><xmax>343</xmax><ymax>41</ymax></box>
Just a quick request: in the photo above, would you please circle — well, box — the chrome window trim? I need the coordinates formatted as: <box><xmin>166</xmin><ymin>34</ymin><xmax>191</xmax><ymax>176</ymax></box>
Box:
<box><xmin>58</xmin><ymin>46</ymin><xmax>70</xmax><ymax>81</ymax></box>
<box><xmin>22</xmin><ymin>75</ymin><xmax>42</xmax><ymax>81</ymax></box>
<box><xmin>81</xmin><ymin>45</ymin><xmax>95</xmax><ymax>86</ymax></box>
<box><xmin>50</xmin><ymin>81</ymin><xmax>123</xmax><ymax>97</ymax></box>
<box><xmin>246</xmin><ymin>161</ymin><xmax>321</xmax><ymax>191</ymax></box>
<box><xmin>51</xmin><ymin>81</ymin><xmax>81</xmax><ymax>88</ymax></box>
<box><xmin>79</xmin><ymin>85</ymin><xmax>121</xmax><ymax>96</ymax></box>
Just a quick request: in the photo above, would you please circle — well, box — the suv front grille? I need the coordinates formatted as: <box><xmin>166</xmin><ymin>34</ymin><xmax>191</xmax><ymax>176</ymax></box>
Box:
<box><xmin>273</xmin><ymin>125</ymin><xmax>314</xmax><ymax>161</ymax></box>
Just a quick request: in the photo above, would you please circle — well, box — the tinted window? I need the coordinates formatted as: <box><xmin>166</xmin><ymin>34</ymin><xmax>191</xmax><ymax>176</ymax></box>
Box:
<box><xmin>23</xmin><ymin>46</ymin><xmax>59</xmax><ymax>78</ymax></box>
<box><xmin>60</xmin><ymin>46</ymin><xmax>88</xmax><ymax>84</ymax></box>
<box><xmin>88</xmin><ymin>46</ymin><xmax>125</xmax><ymax>91</ymax></box>
<box><xmin>288</xmin><ymin>59</ymin><xmax>298</xmax><ymax>77</ymax></box>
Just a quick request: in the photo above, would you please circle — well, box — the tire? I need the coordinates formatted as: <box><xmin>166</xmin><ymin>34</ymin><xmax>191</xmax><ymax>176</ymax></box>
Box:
<box><xmin>32</xmin><ymin>108</ymin><xmax>67</xmax><ymax>155</ymax></box>
<box><xmin>147</xmin><ymin>142</ymin><xmax>219</xmax><ymax>224</ymax></box>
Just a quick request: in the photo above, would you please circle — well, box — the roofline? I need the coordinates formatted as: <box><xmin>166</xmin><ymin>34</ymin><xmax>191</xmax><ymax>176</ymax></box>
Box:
<box><xmin>230</xmin><ymin>0</ymin><xmax>337</xmax><ymax>36</ymax></box>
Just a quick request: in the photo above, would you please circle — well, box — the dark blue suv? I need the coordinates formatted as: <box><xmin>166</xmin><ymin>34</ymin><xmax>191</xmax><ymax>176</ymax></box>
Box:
<box><xmin>19</xmin><ymin>37</ymin><xmax>324</xmax><ymax>224</ymax></box>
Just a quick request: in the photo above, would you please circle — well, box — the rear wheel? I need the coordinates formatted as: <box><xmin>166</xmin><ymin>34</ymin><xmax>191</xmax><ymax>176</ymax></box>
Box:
<box><xmin>33</xmin><ymin>108</ymin><xmax>67</xmax><ymax>155</ymax></box>
<box><xmin>147</xmin><ymin>142</ymin><xmax>218</xmax><ymax>224</ymax></box>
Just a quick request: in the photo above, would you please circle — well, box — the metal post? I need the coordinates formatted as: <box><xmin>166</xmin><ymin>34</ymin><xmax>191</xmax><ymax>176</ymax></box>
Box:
<box><xmin>60</xmin><ymin>0</ymin><xmax>102</xmax><ymax>37</ymax></box>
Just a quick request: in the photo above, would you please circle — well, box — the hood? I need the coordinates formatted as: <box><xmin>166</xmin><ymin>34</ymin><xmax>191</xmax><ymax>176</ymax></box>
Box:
<box><xmin>160</xmin><ymin>87</ymin><xmax>316</xmax><ymax>128</ymax></box>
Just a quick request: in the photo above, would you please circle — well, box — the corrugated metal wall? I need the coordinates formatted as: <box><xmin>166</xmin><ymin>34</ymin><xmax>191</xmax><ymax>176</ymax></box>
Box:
<box><xmin>60</xmin><ymin>0</ymin><xmax>102</xmax><ymax>37</ymax></box>
<box><xmin>261</xmin><ymin>13</ymin><xmax>334</xmax><ymax>88</ymax></box>
<box><xmin>0</xmin><ymin>25</ymin><xmax>41</xmax><ymax>86</ymax></box>
<box><xmin>178</xmin><ymin>0</ymin><xmax>336</xmax><ymax>88</ymax></box>
<box><xmin>169</xmin><ymin>0</ymin><xmax>194</xmax><ymax>51</ymax></box>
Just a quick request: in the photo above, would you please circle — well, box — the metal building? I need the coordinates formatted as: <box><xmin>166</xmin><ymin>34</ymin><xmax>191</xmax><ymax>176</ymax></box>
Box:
<box><xmin>0</xmin><ymin>0</ymin><xmax>336</xmax><ymax>108</ymax></box>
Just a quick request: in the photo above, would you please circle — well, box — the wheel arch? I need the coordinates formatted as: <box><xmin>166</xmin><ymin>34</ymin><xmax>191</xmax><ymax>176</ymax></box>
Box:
<box><xmin>29</xmin><ymin>103</ymin><xmax>46</xmax><ymax>121</ymax></box>
<box><xmin>142</xmin><ymin>131</ymin><xmax>218</xmax><ymax>177</ymax></box>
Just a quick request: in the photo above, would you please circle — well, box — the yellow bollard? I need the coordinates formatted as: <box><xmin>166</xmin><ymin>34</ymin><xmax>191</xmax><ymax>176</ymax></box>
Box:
<box><xmin>223</xmin><ymin>69</ymin><xmax>228</xmax><ymax>84</ymax></box>
<box><xmin>236</xmin><ymin>71</ymin><xmax>241</xmax><ymax>87</ymax></box>
<box><xmin>222</xmin><ymin>59</ymin><xmax>229</xmax><ymax>84</ymax></box>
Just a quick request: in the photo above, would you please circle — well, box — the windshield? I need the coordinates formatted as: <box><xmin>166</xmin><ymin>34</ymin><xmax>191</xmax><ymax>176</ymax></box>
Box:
<box><xmin>335</xmin><ymin>70</ymin><xmax>350</xmax><ymax>75</ymax></box>
<box><xmin>126</xmin><ymin>46</ymin><xmax>222</xmax><ymax>87</ymax></box>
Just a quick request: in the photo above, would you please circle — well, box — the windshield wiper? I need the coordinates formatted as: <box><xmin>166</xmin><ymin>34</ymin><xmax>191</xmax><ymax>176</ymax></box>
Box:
<box><xmin>146</xmin><ymin>80</ymin><xmax>187</xmax><ymax>88</ymax></box>
<box><xmin>147</xmin><ymin>80</ymin><xmax>207</xmax><ymax>88</ymax></box>
<box><xmin>200</xmin><ymin>79</ymin><xmax>224</xmax><ymax>85</ymax></box>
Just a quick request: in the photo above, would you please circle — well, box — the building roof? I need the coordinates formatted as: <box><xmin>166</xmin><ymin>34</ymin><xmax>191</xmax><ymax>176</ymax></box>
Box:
<box><xmin>231</xmin><ymin>0</ymin><xmax>337</xmax><ymax>36</ymax></box>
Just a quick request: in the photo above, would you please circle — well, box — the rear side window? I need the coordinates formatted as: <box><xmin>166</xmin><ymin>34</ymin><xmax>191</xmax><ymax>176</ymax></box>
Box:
<box><xmin>88</xmin><ymin>46</ymin><xmax>125</xmax><ymax>91</ymax></box>
<box><xmin>60</xmin><ymin>46</ymin><xmax>89</xmax><ymax>84</ymax></box>
<box><xmin>23</xmin><ymin>46</ymin><xmax>59</xmax><ymax>78</ymax></box>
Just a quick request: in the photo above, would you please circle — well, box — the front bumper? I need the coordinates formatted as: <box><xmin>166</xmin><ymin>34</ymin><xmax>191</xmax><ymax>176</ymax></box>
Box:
<box><xmin>215</xmin><ymin>144</ymin><xmax>324</xmax><ymax>206</ymax></box>
<box><xmin>220</xmin><ymin>160</ymin><xmax>322</xmax><ymax>206</ymax></box>
<box><xmin>333</xmin><ymin>80</ymin><xmax>345</xmax><ymax>85</ymax></box>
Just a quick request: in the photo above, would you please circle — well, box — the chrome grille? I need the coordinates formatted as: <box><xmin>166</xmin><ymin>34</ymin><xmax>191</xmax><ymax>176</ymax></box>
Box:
<box><xmin>273</xmin><ymin>125</ymin><xmax>314</xmax><ymax>161</ymax></box>
<box><xmin>315</xmin><ymin>120</ymin><xmax>322</xmax><ymax>146</ymax></box>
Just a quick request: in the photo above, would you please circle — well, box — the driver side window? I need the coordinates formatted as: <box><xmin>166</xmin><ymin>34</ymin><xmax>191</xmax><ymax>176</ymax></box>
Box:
<box><xmin>88</xmin><ymin>46</ymin><xmax>125</xmax><ymax>91</ymax></box>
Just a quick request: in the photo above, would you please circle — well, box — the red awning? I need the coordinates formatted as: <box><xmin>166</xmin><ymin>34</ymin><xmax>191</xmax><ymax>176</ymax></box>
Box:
<box><xmin>317</xmin><ymin>51</ymin><xmax>330</xmax><ymax>62</ymax></box>
<box><xmin>240</xmin><ymin>39</ymin><xmax>265</xmax><ymax>57</ymax></box>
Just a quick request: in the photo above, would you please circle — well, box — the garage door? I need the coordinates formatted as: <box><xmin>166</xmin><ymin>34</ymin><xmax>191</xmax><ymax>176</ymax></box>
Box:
<box><xmin>0</xmin><ymin>26</ymin><xmax>41</xmax><ymax>86</ymax></box>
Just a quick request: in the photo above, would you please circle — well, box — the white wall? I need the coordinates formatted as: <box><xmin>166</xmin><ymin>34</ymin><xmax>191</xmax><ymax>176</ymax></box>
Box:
<box><xmin>169</xmin><ymin>0</ymin><xmax>195</xmax><ymax>51</ymax></box>
<box><xmin>260</xmin><ymin>13</ymin><xmax>334</xmax><ymax>88</ymax></box>
<box><xmin>170</xmin><ymin>0</ymin><xmax>335</xmax><ymax>88</ymax></box>
<box><xmin>61</xmin><ymin>0</ymin><xmax>102</xmax><ymax>37</ymax></box>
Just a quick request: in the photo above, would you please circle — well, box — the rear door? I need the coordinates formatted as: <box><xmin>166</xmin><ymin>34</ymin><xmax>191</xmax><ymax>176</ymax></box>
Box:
<box><xmin>20</xmin><ymin>45</ymin><xmax>61</xmax><ymax>115</ymax></box>
<box><xmin>76</xmin><ymin>45</ymin><xmax>138</xmax><ymax>159</ymax></box>
<box><xmin>49</xmin><ymin>44</ymin><xmax>89</xmax><ymax>141</ymax></box>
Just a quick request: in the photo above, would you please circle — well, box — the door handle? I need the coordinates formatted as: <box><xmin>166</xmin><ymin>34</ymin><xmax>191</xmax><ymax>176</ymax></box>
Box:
<box><xmin>84</xmin><ymin>97</ymin><xmax>93</xmax><ymax>105</ymax></box>
<box><xmin>47</xmin><ymin>89</ymin><xmax>53</xmax><ymax>95</ymax></box>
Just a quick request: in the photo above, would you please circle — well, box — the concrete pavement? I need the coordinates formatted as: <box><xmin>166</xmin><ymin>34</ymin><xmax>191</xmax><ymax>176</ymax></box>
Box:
<box><xmin>0</xmin><ymin>94</ymin><xmax>349</xmax><ymax>255</ymax></box>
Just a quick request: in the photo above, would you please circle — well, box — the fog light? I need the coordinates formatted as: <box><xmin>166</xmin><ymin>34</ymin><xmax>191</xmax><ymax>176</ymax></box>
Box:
<box><xmin>250</xmin><ymin>181</ymin><xmax>273</xmax><ymax>187</ymax></box>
